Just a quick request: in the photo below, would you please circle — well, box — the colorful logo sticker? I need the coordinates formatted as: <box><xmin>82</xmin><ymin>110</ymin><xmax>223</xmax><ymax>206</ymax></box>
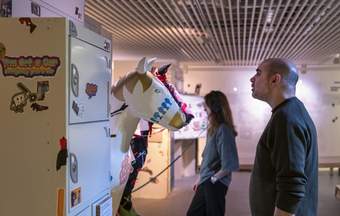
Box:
<box><xmin>1</xmin><ymin>56</ymin><xmax>60</xmax><ymax>78</ymax></box>
<box><xmin>18</xmin><ymin>17</ymin><xmax>37</xmax><ymax>33</ymax></box>
<box><xmin>85</xmin><ymin>83</ymin><xmax>98</xmax><ymax>99</ymax></box>
<box><xmin>71</xmin><ymin>187</ymin><xmax>81</xmax><ymax>208</ymax></box>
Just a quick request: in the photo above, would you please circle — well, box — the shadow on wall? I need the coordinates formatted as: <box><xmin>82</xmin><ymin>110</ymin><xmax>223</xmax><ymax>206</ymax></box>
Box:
<box><xmin>174</xmin><ymin>139</ymin><xmax>197</xmax><ymax>180</ymax></box>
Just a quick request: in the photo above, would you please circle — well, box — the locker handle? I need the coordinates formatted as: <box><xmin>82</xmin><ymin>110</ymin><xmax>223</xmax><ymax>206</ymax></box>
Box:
<box><xmin>71</xmin><ymin>64</ymin><xmax>79</xmax><ymax>97</ymax></box>
<box><xmin>69</xmin><ymin>153</ymin><xmax>78</xmax><ymax>183</ymax></box>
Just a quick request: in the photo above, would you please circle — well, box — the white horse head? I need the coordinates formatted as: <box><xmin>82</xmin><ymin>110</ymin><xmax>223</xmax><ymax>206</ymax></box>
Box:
<box><xmin>111</xmin><ymin>57</ymin><xmax>186</xmax><ymax>130</ymax></box>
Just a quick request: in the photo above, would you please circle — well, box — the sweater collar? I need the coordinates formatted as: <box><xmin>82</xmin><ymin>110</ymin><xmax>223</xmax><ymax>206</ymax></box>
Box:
<box><xmin>271</xmin><ymin>97</ymin><xmax>297</xmax><ymax>113</ymax></box>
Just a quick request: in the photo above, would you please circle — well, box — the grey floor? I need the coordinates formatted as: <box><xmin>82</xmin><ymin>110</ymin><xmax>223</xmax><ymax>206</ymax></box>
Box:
<box><xmin>133</xmin><ymin>171</ymin><xmax>340</xmax><ymax>216</ymax></box>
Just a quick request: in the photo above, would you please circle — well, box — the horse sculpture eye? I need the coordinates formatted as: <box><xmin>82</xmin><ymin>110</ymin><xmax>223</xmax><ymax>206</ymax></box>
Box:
<box><xmin>154</xmin><ymin>89</ymin><xmax>161</xmax><ymax>93</ymax></box>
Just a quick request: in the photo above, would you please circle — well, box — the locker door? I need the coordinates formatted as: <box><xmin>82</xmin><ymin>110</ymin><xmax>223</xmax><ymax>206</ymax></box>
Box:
<box><xmin>69</xmin><ymin>36</ymin><xmax>110</xmax><ymax>124</ymax></box>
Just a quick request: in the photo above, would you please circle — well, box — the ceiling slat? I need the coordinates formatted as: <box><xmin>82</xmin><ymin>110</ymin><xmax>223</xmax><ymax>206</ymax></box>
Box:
<box><xmin>246</xmin><ymin>0</ymin><xmax>258</xmax><ymax>65</ymax></box>
<box><xmin>227</xmin><ymin>0</ymin><xmax>238</xmax><ymax>64</ymax></box>
<box><xmin>220</xmin><ymin>0</ymin><xmax>235</xmax><ymax>63</ymax></box>
<box><xmin>308</xmin><ymin>38</ymin><xmax>340</xmax><ymax>60</ymax></box>
<box><xmin>253</xmin><ymin>0</ymin><xmax>275</xmax><ymax>65</ymax></box>
<box><xmin>84</xmin><ymin>0</ymin><xmax>340</xmax><ymax>64</ymax></box>
<box><xmin>171</xmin><ymin>0</ymin><xmax>212</xmax><ymax>61</ymax></box>
<box><xmin>266</xmin><ymin>0</ymin><xmax>301</xmax><ymax>58</ymax></box>
<box><xmin>86</xmin><ymin>1</ymin><xmax>171</xmax><ymax>53</ymax></box>
<box><xmin>249</xmin><ymin>0</ymin><xmax>266</xmax><ymax>64</ymax></box>
<box><xmin>296</xmin><ymin>17</ymin><xmax>340</xmax><ymax>60</ymax></box>
<box><xmin>95</xmin><ymin>0</ymin><xmax>179</xmax><ymax>56</ymax></box>
<box><xmin>308</xmin><ymin>39</ymin><xmax>340</xmax><ymax>61</ymax></box>
<box><xmin>236</xmin><ymin>0</ymin><xmax>241</xmax><ymax>65</ymax></box>
<box><xmin>178</xmin><ymin>0</ymin><xmax>216</xmax><ymax>60</ymax></box>
<box><xmin>256</xmin><ymin>0</ymin><xmax>283</xmax><ymax>63</ymax></box>
<box><xmin>192</xmin><ymin>0</ymin><xmax>223</xmax><ymax>62</ymax></box>
<box><xmin>212</xmin><ymin>0</ymin><xmax>231</xmax><ymax>62</ymax></box>
<box><xmin>128</xmin><ymin>0</ymin><xmax>201</xmax><ymax>60</ymax></box>
<box><xmin>278</xmin><ymin>0</ymin><xmax>322</xmax><ymax>57</ymax></box>
<box><xmin>152</xmin><ymin>0</ymin><xmax>204</xmax><ymax>61</ymax></box>
<box><xmin>271</xmin><ymin>0</ymin><xmax>310</xmax><ymax>58</ymax></box>
<box><xmin>242</xmin><ymin>0</ymin><xmax>248</xmax><ymax>65</ymax></box>
<box><xmin>259</xmin><ymin>0</ymin><xmax>291</xmax><ymax>61</ymax></box>
<box><xmin>290</xmin><ymin>0</ymin><xmax>340</xmax><ymax>59</ymax></box>
<box><xmin>203</xmin><ymin>0</ymin><xmax>227</xmax><ymax>62</ymax></box>
<box><xmin>188</xmin><ymin>0</ymin><xmax>220</xmax><ymax>61</ymax></box>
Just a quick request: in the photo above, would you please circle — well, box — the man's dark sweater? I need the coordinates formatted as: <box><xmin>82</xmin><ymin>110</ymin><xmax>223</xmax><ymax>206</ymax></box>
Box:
<box><xmin>249</xmin><ymin>97</ymin><xmax>318</xmax><ymax>216</ymax></box>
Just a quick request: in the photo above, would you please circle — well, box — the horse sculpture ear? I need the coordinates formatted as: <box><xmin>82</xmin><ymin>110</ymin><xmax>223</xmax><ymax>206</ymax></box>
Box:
<box><xmin>158</xmin><ymin>64</ymin><xmax>171</xmax><ymax>75</ymax></box>
<box><xmin>136</xmin><ymin>57</ymin><xmax>157</xmax><ymax>74</ymax></box>
<box><xmin>146</xmin><ymin>57</ymin><xmax>157</xmax><ymax>72</ymax></box>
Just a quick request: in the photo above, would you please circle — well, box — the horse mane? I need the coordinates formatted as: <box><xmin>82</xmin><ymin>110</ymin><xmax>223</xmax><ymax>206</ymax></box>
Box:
<box><xmin>111</xmin><ymin>71</ymin><xmax>153</xmax><ymax>101</ymax></box>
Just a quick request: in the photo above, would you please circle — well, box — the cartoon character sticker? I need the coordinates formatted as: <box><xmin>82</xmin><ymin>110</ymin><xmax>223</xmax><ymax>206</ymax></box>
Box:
<box><xmin>72</xmin><ymin>101</ymin><xmax>79</xmax><ymax>115</ymax></box>
<box><xmin>10</xmin><ymin>83</ymin><xmax>37</xmax><ymax>113</ymax></box>
<box><xmin>37</xmin><ymin>81</ymin><xmax>49</xmax><ymax>100</ymax></box>
<box><xmin>10</xmin><ymin>82</ymin><xmax>49</xmax><ymax>113</ymax></box>
<box><xmin>31</xmin><ymin>103</ymin><xmax>48</xmax><ymax>111</ymax></box>
<box><xmin>85</xmin><ymin>83</ymin><xmax>97</xmax><ymax>99</ymax></box>
<box><xmin>71</xmin><ymin>187</ymin><xmax>81</xmax><ymax>208</ymax></box>
<box><xmin>10</xmin><ymin>91</ymin><xmax>29</xmax><ymax>113</ymax></box>
<box><xmin>72</xmin><ymin>100</ymin><xmax>84</xmax><ymax>117</ymax></box>
<box><xmin>18</xmin><ymin>17</ymin><xmax>37</xmax><ymax>33</ymax></box>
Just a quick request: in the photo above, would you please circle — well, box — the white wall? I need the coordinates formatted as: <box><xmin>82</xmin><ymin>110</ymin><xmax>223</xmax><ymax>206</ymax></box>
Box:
<box><xmin>182</xmin><ymin>64</ymin><xmax>340</xmax><ymax>164</ymax></box>
<box><xmin>174</xmin><ymin>139</ymin><xmax>197</xmax><ymax>179</ymax></box>
<box><xmin>296</xmin><ymin>65</ymin><xmax>340</xmax><ymax>158</ymax></box>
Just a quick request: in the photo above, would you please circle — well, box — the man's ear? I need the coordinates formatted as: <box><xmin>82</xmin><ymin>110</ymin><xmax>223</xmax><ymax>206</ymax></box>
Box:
<box><xmin>271</xmin><ymin>73</ymin><xmax>282</xmax><ymax>85</ymax></box>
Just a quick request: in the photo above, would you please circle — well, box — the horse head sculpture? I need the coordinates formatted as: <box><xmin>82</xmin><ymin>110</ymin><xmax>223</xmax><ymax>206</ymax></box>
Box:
<box><xmin>111</xmin><ymin>57</ymin><xmax>187</xmax><ymax>153</ymax></box>
<box><xmin>109</xmin><ymin>57</ymin><xmax>191</xmax><ymax>214</ymax></box>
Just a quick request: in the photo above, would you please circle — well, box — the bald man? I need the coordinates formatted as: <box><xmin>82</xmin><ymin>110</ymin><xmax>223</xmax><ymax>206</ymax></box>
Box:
<box><xmin>249</xmin><ymin>59</ymin><xmax>318</xmax><ymax>216</ymax></box>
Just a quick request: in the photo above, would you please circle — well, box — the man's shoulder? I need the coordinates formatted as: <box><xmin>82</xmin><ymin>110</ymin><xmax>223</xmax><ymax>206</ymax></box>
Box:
<box><xmin>271</xmin><ymin>108</ymin><xmax>304</xmax><ymax>130</ymax></box>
